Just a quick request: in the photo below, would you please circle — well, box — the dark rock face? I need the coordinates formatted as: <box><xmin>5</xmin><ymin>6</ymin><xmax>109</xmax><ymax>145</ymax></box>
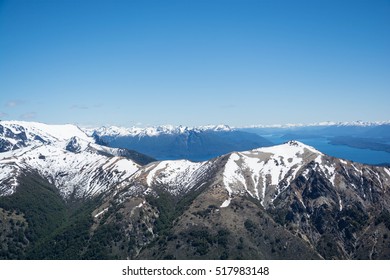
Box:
<box><xmin>267</xmin><ymin>161</ymin><xmax>390</xmax><ymax>259</ymax></box>
<box><xmin>65</xmin><ymin>137</ymin><xmax>81</xmax><ymax>153</ymax></box>
<box><xmin>0</xmin><ymin>138</ymin><xmax>13</xmax><ymax>152</ymax></box>
<box><xmin>0</xmin><ymin>124</ymin><xmax>47</xmax><ymax>152</ymax></box>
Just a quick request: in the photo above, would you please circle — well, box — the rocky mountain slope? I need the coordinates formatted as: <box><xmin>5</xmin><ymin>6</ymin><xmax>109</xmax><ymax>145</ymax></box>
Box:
<box><xmin>95</xmin><ymin>140</ymin><xmax>390</xmax><ymax>259</ymax></box>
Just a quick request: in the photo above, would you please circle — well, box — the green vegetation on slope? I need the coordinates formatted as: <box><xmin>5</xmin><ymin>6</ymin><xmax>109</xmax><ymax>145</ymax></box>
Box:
<box><xmin>0</xmin><ymin>172</ymin><xmax>99</xmax><ymax>259</ymax></box>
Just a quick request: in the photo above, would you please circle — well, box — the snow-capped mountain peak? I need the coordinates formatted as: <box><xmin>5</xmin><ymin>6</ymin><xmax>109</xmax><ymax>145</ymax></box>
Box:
<box><xmin>1</xmin><ymin>121</ymin><xmax>91</xmax><ymax>142</ymax></box>
<box><xmin>220</xmin><ymin>141</ymin><xmax>323</xmax><ymax>207</ymax></box>
<box><xmin>0</xmin><ymin>120</ymin><xmax>93</xmax><ymax>152</ymax></box>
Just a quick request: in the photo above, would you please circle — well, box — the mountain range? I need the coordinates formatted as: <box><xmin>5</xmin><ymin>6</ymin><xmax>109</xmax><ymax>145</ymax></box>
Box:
<box><xmin>1</xmin><ymin>121</ymin><xmax>390</xmax><ymax>259</ymax></box>
<box><xmin>90</xmin><ymin>124</ymin><xmax>273</xmax><ymax>161</ymax></box>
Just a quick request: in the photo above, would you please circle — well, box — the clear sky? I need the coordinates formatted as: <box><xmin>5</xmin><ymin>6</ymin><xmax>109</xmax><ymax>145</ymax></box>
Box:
<box><xmin>0</xmin><ymin>0</ymin><xmax>389</xmax><ymax>127</ymax></box>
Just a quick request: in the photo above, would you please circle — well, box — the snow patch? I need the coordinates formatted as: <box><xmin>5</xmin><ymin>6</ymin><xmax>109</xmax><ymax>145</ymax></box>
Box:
<box><xmin>146</xmin><ymin>162</ymin><xmax>166</xmax><ymax>186</ymax></box>
<box><xmin>136</xmin><ymin>201</ymin><xmax>146</xmax><ymax>209</ymax></box>
<box><xmin>94</xmin><ymin>208</ymin><xmax>108</xmax><ymax>218</ymax></box>
<box><xmin>114</xmin><ymin>158</ymin><xmax>139</xmax><ymax>174</ymax></box>
<box><xmin>220</xmin><ymin>198</ymin><xmax>231</xmax><ymax>208</ymax></box>
<box><xmin>374</xmin><ymin>172</ymin><xmax>383</xmax><ymax>189</ymax></box>
<box><xmin>340</xmin><ymin>159</ymin><xmax>348</xmax><ymax>165</ymax></box>
<box><xmin>315</xmin><ymin>155</ymin><xmax>323</xmax><ymax>165</ymax></box>
<box><xmin>223</xmin><ymin>153</ymin><xmax>246</xmax><ymax>195</ymax></box>
<box><xmin>302</xmin><ymin>168</ymin><xmax>310</xmax><ymax>179</ymax></box>
<box><xmin>339</xmin><ymin>198</ymin><xmax>343</xmax><ymax>211</ymax></box>
<box><xmin>324</xmin><ymin>164</ymin><xmax>336</xmax><ymax>185</ymax></box>
<box><xmin>261</xmin><ymin>174</ymin><xmax>267</xmax><ymax>206</ymax></box>
<box><xmin>384</xmin><ymin>168</ymin><xmax>390</xmax><ymax>178</ymax></box>
<box><xmin>351</xmin><ymin>164</ymin><xmax>360</xmax><ymax>174</ymax></box>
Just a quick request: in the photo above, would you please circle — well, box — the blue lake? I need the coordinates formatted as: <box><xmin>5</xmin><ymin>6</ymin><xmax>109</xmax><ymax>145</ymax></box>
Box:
<box><xmin>261</xmin><ymin>135</ymin><xmax>390</xmax><ymax>165</ymax></box>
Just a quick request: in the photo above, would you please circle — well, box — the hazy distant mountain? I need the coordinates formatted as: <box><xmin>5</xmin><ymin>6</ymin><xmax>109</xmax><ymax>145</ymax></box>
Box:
<box><xmin>89</xmin><ymin>124</ymin><xmax>274</xmax><ymax>161</ymax></box>
<box><xmin>1</xmin><ymin>122</ymin><xmax>390</xmax><ymax>260</ymax></box>
<box><xmin>243</xmin><ymin>120</ymin><xmax>390</xmax><ymax>129</ymax></box>
<box><xmin>240</xmin><ymin>121</ymin><xmax>390</xmax><ymax>138</ymax></box>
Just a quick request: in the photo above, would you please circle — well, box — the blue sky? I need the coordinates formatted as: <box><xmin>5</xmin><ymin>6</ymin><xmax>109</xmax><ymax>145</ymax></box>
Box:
<box><xmin>0</xmin><ymin>0</ymin><xmax>389</xmax><ymax>127</ymax></box>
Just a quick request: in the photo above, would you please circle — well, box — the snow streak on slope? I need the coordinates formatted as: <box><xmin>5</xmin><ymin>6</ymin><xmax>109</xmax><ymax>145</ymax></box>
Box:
<box><xmin>0</xmin><ymin>163</ymin><xmax>20</xmax><ymax>196</ymax></box>
<box><xmin>135</xmin><ymin>160</ymin><xmax>211</xmax><ymax>196</ymax></box>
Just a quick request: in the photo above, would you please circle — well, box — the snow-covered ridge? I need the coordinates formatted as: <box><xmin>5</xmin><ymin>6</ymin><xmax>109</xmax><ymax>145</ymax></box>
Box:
<box><xmin>0</xmin><ymin>138</ymin><xmax>140</xmax><ymax>199</ymax></box>
<box><xmin>0</xmin><ymin>121</ymin><xmax>141</xmax><ymax>199</ymax></box>
<box><xmin>241</xmin><ymin>120</ymin><xmax>390</xmax><ymax>129</ymax></box>
<box><xmin>87</xmin><ymin>124</ymin><xmax>233</xmax><ymax>137</ymax></box>
<box><xmin>0</xmin><ymin>120</ymin><xmax>93</xmax><ymax>145</ymax></box>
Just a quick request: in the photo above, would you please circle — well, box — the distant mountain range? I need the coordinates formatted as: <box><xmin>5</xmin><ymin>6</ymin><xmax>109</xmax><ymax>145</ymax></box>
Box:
<box><xmin>241</xmin><ymin>120</ymin><xmax>390</xmax><ymax>129</ymax></box>
<box><xmin>89</xmin><ymin>124</ymin><xmax>273</xmax><ymax>161</ymax></box>
<box><xmin>1</xmin><ymin>120</ymin><xmax>390</xmax><ymax>259</ymax></box>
